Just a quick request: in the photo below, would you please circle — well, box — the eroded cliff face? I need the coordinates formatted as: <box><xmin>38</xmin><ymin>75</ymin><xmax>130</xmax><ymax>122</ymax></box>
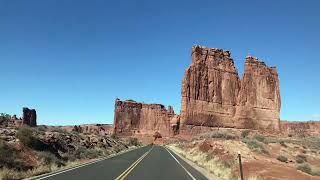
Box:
<box><xmin>113</xmin><ymin>99</ymin><xmax>178</xmax><ymax>136</ymax></box>
<box><xmin>235</xmin><ymin>56</ymin><xmax>281</xmax><ymax>130</ymax></box>
<box><xmin>280</xmin><ymin>121</ymin><xmax>320</xmax><ymax>135</ymax></box>
<box><xmin>181</xmin><ymin>46</ymin><xmax>240</xmax><ymax>127</ymax></box>
<box><xmin>181</xmin><ymin>45</ymin><xmax>281</xmax><ymax>131</ymax></box>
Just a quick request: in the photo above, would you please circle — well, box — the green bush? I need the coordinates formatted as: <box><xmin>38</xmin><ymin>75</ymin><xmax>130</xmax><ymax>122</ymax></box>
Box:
<box><xmin>74</xmin><ymin>147</ymin><xmax>102</xmax><ymax>159</ymax></box>
<box><xmin>277</xmin><ymin>155</ymin><xmax>288</xmax><ymax>162</ymax></box>
<box><xmin>297</xmin><ymin>163</ymin><xmax>312</xmax><ymax>174</ymax></box>
<box><xmin>210</xmin><ymin>132</ymin><xmax>237</xmax><ymax>140</ymax></box>
<box><xmin>242</xmin><ymin>138</ymin><xmax>268</xmax><ymax>154</ymax></box>
<box><xmin>241</xmin><ymin>130</ymin><xmax>250</xmax><ymax>138</ymax></box>
<box><xmin>296</xmin><ymin>154</ymin><xmax>307</xmax><ymax>164</ymax></box>
<box><xmin>37</xmin><ymin>151</ymin><xmax>65</xmax><ymax>167</ymax></box>
<box><xmin>254</xmin><ymin>135</ymin><xmax>266</xmax><ymax>143</ymax></box>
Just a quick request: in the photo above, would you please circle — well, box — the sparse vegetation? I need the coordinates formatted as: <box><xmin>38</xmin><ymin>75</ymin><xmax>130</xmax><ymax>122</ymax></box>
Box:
<box><xmin>277</xmin><ymin>155</ymin><xmax>288</xmax><ymax>162</ymax></box>
<box><xmin>16</xmin><ymin>126</ymin><xmax>37</xmax><ymax>147</ymax></box>
<box><xmin>210</xmin><ymin>131</ymin><xmax>237</xmax><ymax>140</ymax></box>
<box><xmin>241</xmin><ymin>130</ymin><xmax>250</xmax><ymax>138</ymax></box>
<box><xmin>297</xmin><ymin>163</ymin><xmax>312</xmax><ymax>174</ymax></box>
<box><xmin>295</xmin><ymin>154</ymin><xmax>307</xmax><ymax>164</ymax></box>
<box><xmin>242</xmin><ymin>138</ymin><xmax>268</xmax><ymax>154</ymax></box>
<box><xmin>254</xmin><ymin>135</ymin><xmax>266</xmax><ymax>143</ymax></box>
<box><xmin>129</xmin><ymin>137</ymin><xmax>139</xmax><ymax>146</ymax></box>
<box><xmin>74</xmin><ymin>147</ymin><xmax>102</xmax><ymax>159</ymax></box>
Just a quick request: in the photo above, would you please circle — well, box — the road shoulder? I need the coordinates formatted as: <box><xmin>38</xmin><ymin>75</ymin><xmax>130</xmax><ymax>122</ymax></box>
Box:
<box><xmin>166</xmin><ymin>145</ymin><xmax>221</xmax><ymax>180</ymax></box>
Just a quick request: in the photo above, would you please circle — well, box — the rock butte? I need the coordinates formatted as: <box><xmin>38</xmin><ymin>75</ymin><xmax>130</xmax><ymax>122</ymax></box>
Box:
<box><xmin>180</xmin><ymin>45</ymin><xmax>281</xmax><ymax>132</ymax></box>
<box><xmin>113</xmin><ymin>98</ymin><xmax>179</xmax><ymax>136</ymax></box>
<box><xmin>114</xmin><ymin>45</ymin><xmax>320</xmax><ymax>136</ymax></box>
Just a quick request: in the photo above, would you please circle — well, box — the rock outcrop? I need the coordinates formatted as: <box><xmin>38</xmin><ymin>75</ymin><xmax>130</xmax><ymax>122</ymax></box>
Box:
<box><xmin>280</xmin><ymin>121</ymin><xmax>320</xmax><ymax>135</ymax></box>
<box><xmin>113</xmin><ymin>99</ymin><xmax>177</xmax><ymax>136</ymax></box>
<box><xmin>22</xmin><ymin>107</ymin><xmax>37</xmax><ymax>127</ymax></box>
<box><xmin>235</xmin><ymin>56</ymin><xmax>281</xmax><ymax>130</ymax></box>
<box><xmin>180</xmin><ymin>46</ymin><xmax>241</xmax><ymax>128</ymax></box>
<box><xmin>180</xmin><ymin>45</ymin><xmax>281</xmax><ymax>131</ymax></box>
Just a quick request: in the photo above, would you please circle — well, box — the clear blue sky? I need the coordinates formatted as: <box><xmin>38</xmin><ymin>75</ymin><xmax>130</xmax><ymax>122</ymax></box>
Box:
<box><xmin>1</xmin><ymin>0</ymin><xmax>319</xmax><ymax>125</ymax></box>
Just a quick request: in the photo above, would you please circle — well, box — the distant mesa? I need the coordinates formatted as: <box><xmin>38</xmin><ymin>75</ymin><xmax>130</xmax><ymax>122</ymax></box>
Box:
<box><xmin>113</xmin><ymin>45</ymin><xmax>282</xmax><ymax>136</ymax></box>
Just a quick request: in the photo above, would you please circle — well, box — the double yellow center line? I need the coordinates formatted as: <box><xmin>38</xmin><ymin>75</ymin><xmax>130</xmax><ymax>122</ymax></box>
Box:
<box><xmin>115</xmin><ymin>146</ymin><xmax>153</xmax><ymax>180</ymax></box>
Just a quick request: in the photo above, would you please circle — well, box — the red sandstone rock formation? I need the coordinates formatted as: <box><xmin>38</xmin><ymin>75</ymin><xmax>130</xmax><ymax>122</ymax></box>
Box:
<box><xmin>180</xmin><ymin>46</ymin><xmax>240</xmax><ymax>128</ymax></box>
<box><xmin>180</xmin><ymin>45</ymin><xmax>281</xmax><ymax>131</ymax></box>
<box><xmin>22</xmin><ymin>107</ymin><xmax>37</xmax><ymax>127</ymax></box>
<box><xmin>235</xmin><ymin>56</ymin><xmax>281</xmax><ymax>130</ymax></box>
<box><xmin>113</xmin><ymin>99</ymin><xmax>177</xmax><ymax>136</ymax></box>
<box><xmin>280</xmin><ymin>121</ymin><xmax>320</xmax><ymax>135</ymax></box>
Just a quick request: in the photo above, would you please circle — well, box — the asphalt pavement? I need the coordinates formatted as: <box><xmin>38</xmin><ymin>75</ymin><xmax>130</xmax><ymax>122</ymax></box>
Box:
<box><xmin>35</xmin><ymin>145</ymin><xmax>207</xmax><ymax>180</ymax></box>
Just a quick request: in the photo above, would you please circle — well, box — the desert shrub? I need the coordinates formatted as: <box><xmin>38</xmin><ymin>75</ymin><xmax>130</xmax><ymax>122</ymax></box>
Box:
<box><xmin>296</xmin><ymin>154</ymin><xmax>307</xmax><ymax>164</ymax></box>
<box><xmin>0</xmin><ymin>113</ymin><xmax>11</xmax><ymax>121</ymax></box>
<box><xmin>0</xmin><ymin>141</ymin><xmax>28</xmax><ymax>171</ymax></box>
<box><xmin>242</xmin><ymin>138</ymin><xmax>268</xmax><ymax>154</ymax></box>
<box><xmin>277</xmin><ymin>155</ymin><xmax>288</xmax><ymax>162</ymax></box>
<box><xmin>297</xmin><ymin>163</ymin><xmax>312</xmax><ymax>174</ymax></box>
<box><xmin>210</xmin><ymin>132</ymin><xmax>237</xmax><ymax>140</ymax></box>
<box><xmin>241</xmin><ymin>130</ymin><xmax>250</xmax><ymax>138</ymax></box>
<box><xmin>311</xmin><ymin>170</ymin><xmax>320</xmax><ymax>176</ymax></box>
<box><xmin>0</xmin><ymin>141</ymin><xmax>17</xmax><ymax>168</ymax></box>
<box><xmin>254</xmin><ymin>135</ymin><xmax>266</xmax><ymax>143</ymax></box>
<box><xmin>205</xmin><ymin>153</ymin><xmax>214</xmax><ymax>161</ymax></box>
<box><xmin>16</xmin><ymin>126</ymin><xmax>37</xmax><ymax>147</ymax></box>
<box><xmin>37</xmin><ymin>151</ymin><xmax>64</xmax><ymax>167</ymax></box>
<box><xmin>74</xmin><ymin>147</ymin><xmax>102</xmax><ymax>159</ymax></box>
<box><xmin>129</xmin><ymin>137</ymin><xmax>139</xmax><ymax>146</ymax></box>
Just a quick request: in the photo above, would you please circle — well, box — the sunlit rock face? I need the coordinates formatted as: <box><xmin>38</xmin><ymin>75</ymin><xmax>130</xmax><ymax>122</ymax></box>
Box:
<box><xmin>180</xmin><ymin>45</ymin><xmax>281</xmax><ymax>131</ymax></box>
<box><xmin>235</xmin><ymin>56</ymin><xmax>281</xmax><ymax>130</ymax></box>
<box><xmin>113</xmin><ymin>99</ymin><xmax>177</xmax><ymax>136</ymax></box>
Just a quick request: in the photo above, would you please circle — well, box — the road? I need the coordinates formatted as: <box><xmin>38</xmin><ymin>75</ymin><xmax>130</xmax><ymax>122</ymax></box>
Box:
<box><xmin>35</xmin><ymin>145</ymin><xmax>207</xmax><ymax>180</ymax></box>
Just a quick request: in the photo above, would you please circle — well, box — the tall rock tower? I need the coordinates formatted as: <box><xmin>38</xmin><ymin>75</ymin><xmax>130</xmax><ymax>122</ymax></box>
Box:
<box><xmin>180</xmin><ymin>45</ymin><xmax>281</xmax><ymax>131</ymax></box>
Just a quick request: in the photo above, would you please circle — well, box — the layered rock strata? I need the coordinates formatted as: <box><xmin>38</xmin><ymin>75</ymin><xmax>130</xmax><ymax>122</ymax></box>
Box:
<box><xmin>280</xmin><ymin>121</ymin><xmax>320</xmax><ymax>135</ymax></box>
<box><xmin>113</xmin><ymin>99</ymin><xmax>178</xmax><ymax>136</ymax></box>
<box><xmin>180</xmin><ymin>45</ymin><xmax>281</xmax><ymax>131</ymax></box>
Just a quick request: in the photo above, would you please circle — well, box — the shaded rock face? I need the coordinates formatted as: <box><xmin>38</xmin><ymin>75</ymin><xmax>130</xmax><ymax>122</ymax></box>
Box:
<box><xmin>181</xmin><ymin>45</ymin><xmax>281</xmax><ymax>131</ymax></box>
<box><xmin>113</xmin><ymin>99</ymin><xmax>177</xmax><ymax>136</ymax></box>
<box><xmin>22</xmin><ymin>107</ymin><xmax>37</xmax><ymax>127</ymax></box>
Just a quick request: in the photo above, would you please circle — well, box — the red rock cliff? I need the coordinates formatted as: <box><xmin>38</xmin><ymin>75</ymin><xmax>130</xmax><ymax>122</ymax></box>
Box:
<box><xmin>180</xmin><ymin>45</ymin><xmax>281</xmax><ymax>131</ymax></box>
<box><xmin>113</xmin><ymin>99</ymin><xmax>177</xmax><ymax>136</ymax></box>
<box><xmin>181</xmin><ymin>46</ymin><xmax>240</xmax><ymax>127</ymax></box>
<box><xmin>280</xmin><ymin>121</ymin><xmax>320</xmax><ymax>135</ymax></box>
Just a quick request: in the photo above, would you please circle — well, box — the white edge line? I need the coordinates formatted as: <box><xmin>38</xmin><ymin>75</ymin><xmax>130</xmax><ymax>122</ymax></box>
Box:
<box><xmin>32</xmin><ymin>145</ymin><xmax>147</xmax><ymax>180</ymax></box>
<box><xmin>165</xmin><ymin>147</ymin><xmax>197</xmax><ymax>180</ymax></box>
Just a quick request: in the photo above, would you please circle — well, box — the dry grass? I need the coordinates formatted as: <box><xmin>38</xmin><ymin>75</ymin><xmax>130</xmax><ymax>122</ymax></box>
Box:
<box><xmin>168</xmin><ymin>144</ymin><xmax>236</xmax><ymax>180</ymax></box>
